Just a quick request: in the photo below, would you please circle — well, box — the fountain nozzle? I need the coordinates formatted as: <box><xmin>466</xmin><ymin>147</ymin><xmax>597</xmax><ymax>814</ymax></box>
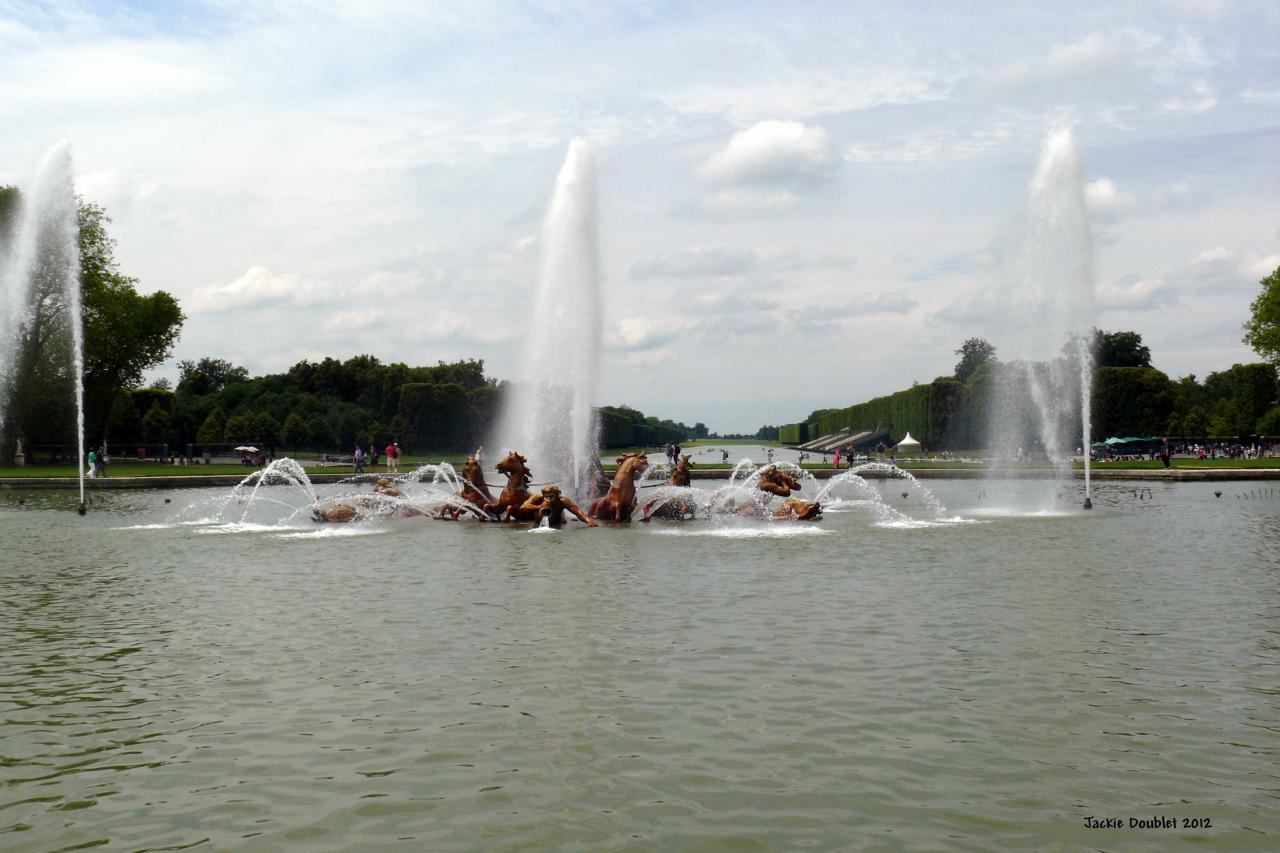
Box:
<box><xmin>77</xmin><ymin>502</ymin><xmax>87</xmax><ymax>516</ymax></box>
<box><xmin>1082</xmin><ymin>497</ymin><xmax>1092</xmax><ymax>510</ymax></box>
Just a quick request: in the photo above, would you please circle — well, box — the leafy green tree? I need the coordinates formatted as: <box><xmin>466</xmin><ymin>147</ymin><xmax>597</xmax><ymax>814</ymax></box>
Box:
<box><xmin>282</xmin><ymin>412</ymin><xmax>309</xmax><ymax>449</ymax></box>
<box><xmin>306</xmin><ymin>415</ymin><xmax>330</xmax><ymax>449</ymax></box>
<box><xmin>142</xmin><ymin>402</ymin><xmax>173</xmax><ymax>444</ymax></box>
<box><xmin>1093</xmin><ymin>329</ymin><xmax>1151</xmax><ymax>368</ymax></box>
<box><xmin>177</xmin><ymin>358</ymin><xmax>249</xmax><ymax>395</ymax></box>
<box><xmin>1243</xmin><ymin>265</ymin><xmax>1280</xmax><ymax>366</ymax></box>
<box><xmin>1182</xmin><ymin>408</ymin><xmax>1207</xmax><ymax>437</ymax></box>
<box><xmin>108</xmin><ymin>392</ymin><xmax>143</xmax><ymax>443</ymax></box>
<box><xmin>1210</xmin><ymin>398</ymin><xmax>1239</xmax><ymax>436</ymax></box>
<box><xmin>954</xmin><ymin>338</ymin><xmax>997</xmax><ymax>383</ymax></box>
<box><xmin>1257</xmin><ymin>406</ymin><xmax>1280</xmax><ymax>436</ymax></box>
<box><xmin>196</xmin><ymin>407</ymin><xmax>227</xmax><ymax>445</ymax></box>
<box><xmin>224</xmin><ymin>411</ymin><xmax>258</xmax><ymax>445</ymax></box>
<box><xmin>254</xmin><ymin>412</ymin><xmax>280</xmax><ymax>448</ymax></box>
<box><xmin>80</xmin><ymin>202</ymin><xmax>184</xmax><ymax>443</ymax></box>
<box><xmin>1093</xmin><ymin>367</ymin><xmax>1177</xmax><ymax>437</ymax></box>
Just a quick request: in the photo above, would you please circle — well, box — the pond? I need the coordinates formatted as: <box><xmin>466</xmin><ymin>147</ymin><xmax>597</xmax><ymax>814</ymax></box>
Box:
<box><xmin>2</xmin><ymin>477</ymin><xmax>1277</xmax><ymax>850</ymax></box>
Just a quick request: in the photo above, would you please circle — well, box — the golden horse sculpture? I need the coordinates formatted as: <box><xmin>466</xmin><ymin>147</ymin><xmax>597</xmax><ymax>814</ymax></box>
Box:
<box><xmin>440</xmin><ymin>456</ymin><xmax>496</xmax><ymax>520</ymax></box>
<box><xmin>312</xmin><ymin>503</ymin><xmax>358</xmax><ymax>523</ymax></box>
<box><xmin>484</xmin><ymin>451</ymin><xmax>533</xmax><ymax>520</ymax></box>
<box><xmin>641</xmin><ymin>454</ymin><xmax>697</xmax><ymax>521</ymax></box>
<box><xmin>513</xmin><ymin>483</ymin><xmax>597</xmax><ymax>528</ymax></box>
<box><xmin>589</xmin><ymin>452</ymin><xmax>649</xmax><ymax>522</ymax></box>
<box><xmin>313</xmin><ymin>479</ymin><xmax>423</xmax><ymax>522</ymax></box>
<box><xmin>711</xmin><ymin>465</ymin><xmax>820</xmax><ymax>521</ymax></box>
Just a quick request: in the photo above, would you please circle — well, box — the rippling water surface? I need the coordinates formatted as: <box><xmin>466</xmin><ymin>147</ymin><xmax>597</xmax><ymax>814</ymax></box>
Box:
<box><xmin>2</xmin><ymin>479</ymin><xmax>1278</xmax><ymax>850</ymax></box>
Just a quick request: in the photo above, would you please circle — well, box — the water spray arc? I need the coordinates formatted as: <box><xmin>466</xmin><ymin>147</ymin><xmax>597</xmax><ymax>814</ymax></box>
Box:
<box><xmin>0</xmin><ymin>142</ymin><xmax>87</xmax><ymax>512</ymax></box>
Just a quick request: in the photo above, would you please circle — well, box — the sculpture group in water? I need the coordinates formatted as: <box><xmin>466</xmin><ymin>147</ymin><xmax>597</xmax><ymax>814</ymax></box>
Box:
<box><xmin>312</xmin><ymin>450</ymin><xmax>821</xmax><ymax>526</ymax></box>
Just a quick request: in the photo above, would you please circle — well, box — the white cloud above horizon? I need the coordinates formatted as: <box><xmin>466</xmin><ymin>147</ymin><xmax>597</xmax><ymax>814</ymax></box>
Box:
<box><xmin>2</xmin><ymin>0</ymin><xmax>1276</xmax><ymax>432</ymax></box>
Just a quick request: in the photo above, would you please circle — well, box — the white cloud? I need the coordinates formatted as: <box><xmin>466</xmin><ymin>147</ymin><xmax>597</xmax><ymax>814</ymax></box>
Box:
<box><xmin>613</xmin><ymin>316</ymin><xmax>697</xmax><ymax>352</ymax></box>
<box><xmin>988</xmin><ymin>32</ymin><xmax>1135</xmax><ymax>95</ymax></box>
<box><xmin>189</xmin><ymin>266</ymin><xmax>328</xmax><ymax>313</ymax></box>
<box><xmin>1085</xmin><ymin>178</ymin><xmax>1137</xmax><ymax>220</ymax></box>
<box><xmin>1085</xmin><ymin>177</ymin><xmax>1208</xmax><ymax>222</ymax></box>
<box><xmin>695</xmin><ymin>121</ymin><xmax>839</xmax><ymax>214</ymax></box>
<box><xmin>700</xmin><ymin>120</ymin><xmax>837</xmax><ymax>188</ymax></box>
<box><xmin>1161</xmin><ymin>79</ymin><xmax>1217</xmax><ymax>112</ymax></box>
<box><xmin>1097</xmin><ymin>273</ymin><xmax>1176</xmax><ymax>311</ymax></box>
<box><xmin>631</xmin><ymin>246</ymin><xmax>760</xmax><ymax>280</ymax></box>
<box><xmin>624</xmin><ymin>346</ymin><xmax>680</xmax><ymax>368</ymax></box>
<box><xmin>844</xmin><ymin>123</ymin><xmax>1017</xmax><ymax>164</ymax></box>
<box><xmin>862</xmin><ymin>292</ymin><xmax>918</xmax><ymax>315</ymax></box>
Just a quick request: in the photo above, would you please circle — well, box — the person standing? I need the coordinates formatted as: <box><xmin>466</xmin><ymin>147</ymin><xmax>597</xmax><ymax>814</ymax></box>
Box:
<box><xmin>354</xmin><ymin>444</ymin><xmax>365</xmax><ymax>473</ymax></box>
<box><xmin>386</xmin><ymin>440</ymin><xmax>397</xmax><ymax>473</ymax></box>
<box><xmin>767</xmin><ymin>448</ymin><xmax>774</xmax><ymax>464</ymax></box>
<box><xmin>87</xmin><ymin>447</ymin><xmax>97</xmax><ymax>479</ymax></box>
<box><xmin>832</xmin><ymin>446</ymin><xmax>841</xmax><ymax>469</ymax></box>
<box><xmin>96</xmin><ymin>447</ymin><xmax>107</xmax><ymax>478</ymax></box>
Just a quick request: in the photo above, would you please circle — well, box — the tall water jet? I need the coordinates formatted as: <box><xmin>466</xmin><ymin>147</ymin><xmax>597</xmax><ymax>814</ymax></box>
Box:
<box><xmin>493</xmin><ymin>139</ymin><xmax>601</xmax><ymax>501</ymax></box>
<box><xmin>988</xmin><ymin>127</ymin><xmax>1095</xmax><ymax>508</ymax></box>
<box><xmin>0</xmin><ymin>142</ymin><xmax>86</xmax><ymax>507</ymax></box>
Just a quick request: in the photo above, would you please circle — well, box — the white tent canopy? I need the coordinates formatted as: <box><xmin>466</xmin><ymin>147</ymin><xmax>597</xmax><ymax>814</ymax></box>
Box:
<box><xmin>895</xmin><ymin>432</ymin><xmax>921</xmax><ymax>452</ymax></box>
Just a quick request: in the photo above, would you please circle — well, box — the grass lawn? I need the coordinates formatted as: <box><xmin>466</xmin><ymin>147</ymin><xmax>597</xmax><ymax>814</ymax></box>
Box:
<box><xmin>1091</xmin><ymin>457</ymin><xmax>1280</xmax><ymax>469</ymax></box>
<box><xmin>0</xmin><ymin>455</ymin><xmax>471</xmax><ymax>479</ymax></box>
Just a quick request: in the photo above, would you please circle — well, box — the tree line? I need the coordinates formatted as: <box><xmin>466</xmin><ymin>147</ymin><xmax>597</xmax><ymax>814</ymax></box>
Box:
<box><xmin>778</xmin><ymin>316</ymin><xmax>1280</xmax><ymax>449</ymax></box>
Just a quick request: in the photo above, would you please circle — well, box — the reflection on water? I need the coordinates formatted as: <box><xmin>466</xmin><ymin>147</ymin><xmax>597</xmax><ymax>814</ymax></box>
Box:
<box><xmin>1</xmin><ymin>479</ymin><xmax>1278</xmax><ymax>849</ymax></box>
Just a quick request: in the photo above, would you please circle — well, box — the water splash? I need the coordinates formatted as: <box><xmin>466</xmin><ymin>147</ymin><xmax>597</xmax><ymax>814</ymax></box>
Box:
<box><xmin>493</xmin><ymin>139</ymin><xmax>601</xmax><ymax>502</ymax></box>
<box><xmin>0</xmin><ymin>142</ymin><xmax>85</xmax><ymax>507</ymax></box>
<box><xmin>988</xmin><ymin>126</ymin><xmax>1095</xmax><ymax>508</ymax></box>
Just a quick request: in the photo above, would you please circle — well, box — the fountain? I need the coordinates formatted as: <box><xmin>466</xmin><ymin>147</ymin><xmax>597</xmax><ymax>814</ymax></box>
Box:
<box><xmin>987</xmin><ymin>127</ymin><xmax>1096</xmax><ymax>510</ymax></box>
<box><xmin>0</xmin><ymin>141</ymin><xmax>86</xmax><ymax>511</ymax></box>
<box><xmin>492</xmin><ymin>139</ymin><xmax>601</xmax><ymax>502</ymax></box>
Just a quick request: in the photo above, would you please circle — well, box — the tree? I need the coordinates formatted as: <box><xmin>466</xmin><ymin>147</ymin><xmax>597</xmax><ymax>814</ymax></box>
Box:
<box><xmin>954</xmin><ymin>338</ymin><xmax>997</xmax><ymax>383</ymax></box>
<box><xmin>1257</xmin><ymin>406</ymin><xmax>1280</xmax><ymax>436</ymax></box>
<box><xmin>149</xmin><ymin>377</ymin><xmax>173</xmax><ymax>390</ymax></box>
<box><xmin>307</xmin><ymin>415</ymin><xmax>331</xmax><ymax>449</ymax></box>
<box><xmin>177</xmin><ymin>357</ymin><xmax>249</xmax><ymax>395</ymax></box>
<box><xmin>224</xmin><ymin>411</ymin><xmax>257</xmax><ymax>445</ymax></box>
<box><xmin>282</xmin><ymin>412</ymin><xmax>309</xmax><ymax>449</ymax></box>
<box><xmin>79</xmin><ymin>202</ymin><xmax>184</xmax><ymax>444</ymax></box>
<box><xmin>1181</xmin><ymin>408</ymin><xmax>1207</xmax><ymax>438</ymax></box>
<box><xmin>253</xmin><ymin>411</ymin><xmax>280</xmax><ymax>449</ymax></box>
<box><xmin>1244</xmin><ymin>265</ymin><xmax>1280</xmax><ymax>366</ymax></box>
<box><xmin>693</xmin><ymin>422</ymin><xmax>709</xmax><ymax>439</ymax></box>
<box><xmin>142</xmin><ymin>402</ymin><xmax>173</xmax><ymax>444</ymax></box>
<box><xmin>1092</xmin><ymin>367</ymin><xmax>1177</xmax><ymax>437</ymax></box>
<box><xmin>107</xmin><ymin>392</ymin><xmax>143</xmax><ymax>444</ymax></box>
<box><xmin>1093</xmin><ymin>329</ymin><xmax>1151</xmax><ymax>368</ymax></box>
<box><xmin>196</xmin><ymin>407</ymin><xmax>227</xmax><ymax>445</ymax></box>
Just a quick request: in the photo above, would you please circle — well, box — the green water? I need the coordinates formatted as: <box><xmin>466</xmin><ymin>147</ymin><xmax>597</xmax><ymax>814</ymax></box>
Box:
<box><xmin>2</xmin><ymin>479</ymin><xmax>1277</xmax><ymax>850</ymax></box>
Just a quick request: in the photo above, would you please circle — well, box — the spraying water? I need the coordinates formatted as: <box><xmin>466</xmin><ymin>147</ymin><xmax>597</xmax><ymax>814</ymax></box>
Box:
<box><xmin>0</xmin><ymin>142</ymin><xmax>86</xmax><ymax>508</ymax></box>
<box><xmin>493</xmin><ymin>139</ymin><xmax>601</xmax><ymax>501</ymax></box>
<box><xmin>988</xmin><ymin>127</ymin><xmax>1095</xmax><ymax>509</ymax></box>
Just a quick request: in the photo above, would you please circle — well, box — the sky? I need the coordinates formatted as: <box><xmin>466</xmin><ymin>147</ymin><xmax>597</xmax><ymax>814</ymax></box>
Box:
<box><xmin>1</xmin><ymin>0</ymin><xmax>1277</xmax><ymax>433</ymax></box>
